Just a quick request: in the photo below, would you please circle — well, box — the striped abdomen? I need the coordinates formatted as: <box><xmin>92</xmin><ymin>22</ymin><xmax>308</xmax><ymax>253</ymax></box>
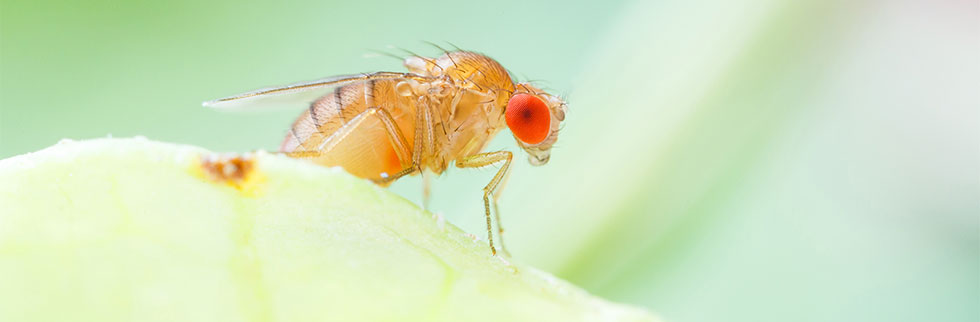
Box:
<box><xmin>280</xmin><ymin>80</ymin><xmax>417</xmax><ymax>182</ymax></box>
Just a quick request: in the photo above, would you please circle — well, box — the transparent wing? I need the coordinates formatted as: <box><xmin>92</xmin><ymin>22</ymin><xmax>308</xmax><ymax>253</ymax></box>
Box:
<box><xmin>202</xmin><ymin>72</ymin><xmax>428</xmax><ymax>111</ymax></box>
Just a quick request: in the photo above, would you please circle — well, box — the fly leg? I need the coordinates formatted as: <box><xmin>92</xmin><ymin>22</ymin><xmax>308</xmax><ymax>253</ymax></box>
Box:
<box><xmin>455</xmin><ymin>151</ymin><xmax>513</xmax><ymax>256</ymax></box>
<box><xmin>412</xmin><ymin>100</ymin><xmax>437</xmax><ymax>208</ymax></box>
<box><xmin>492</xmin><ymin>166</ymin><xmax>513</xmax><ymax>257</ymax></box>
<box><xmin>422</xmin><ymin>170</ymin><xmax>432</xmax><ymax>210</ymax></box>
<box><xmin>370</xmin><ymin>107</ymin><xmax>412</xmax><ymax>169</ymax></box>
<box><xmin>374</xmin><ymin>97</ymin><xmax>435</xmax><ymax>185</ymax></box>
<box><xmin>287</xmin><ymin>106</ymin><xmax>413</xmax><ymax>173</ymax></box>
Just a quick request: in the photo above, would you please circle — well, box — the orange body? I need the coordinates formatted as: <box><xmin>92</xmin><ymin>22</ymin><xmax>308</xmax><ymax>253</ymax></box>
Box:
<box><xmin>280</xmin><ymin>52</ymin><xmax>517</xmax><ymax>183</ymax></box>
<box><xmin>205</xmin><ymin>50</ymin><xmax>567</xmax><ymax>255</ymax></box>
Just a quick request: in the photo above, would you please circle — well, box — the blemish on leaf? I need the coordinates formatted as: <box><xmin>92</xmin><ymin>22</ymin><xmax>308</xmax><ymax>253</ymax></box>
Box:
<box><xmin>194</xmin><ymin>153</ymin><xmax>264</xmax><ymax>196</ymax></box>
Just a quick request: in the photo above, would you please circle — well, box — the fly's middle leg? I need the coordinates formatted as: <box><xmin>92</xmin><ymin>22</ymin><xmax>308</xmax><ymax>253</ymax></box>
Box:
<box><xmin>422</xmin><ymin>170</ymin><xmax>432</xmax><ymax>210</ymax></box>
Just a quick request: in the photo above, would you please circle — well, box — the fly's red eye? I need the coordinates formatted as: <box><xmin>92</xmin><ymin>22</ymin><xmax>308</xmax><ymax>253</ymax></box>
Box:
<box><xmin>505</xmin><ymin>93</ymin><xmax>551</xmax><ymax>145</ymax></box>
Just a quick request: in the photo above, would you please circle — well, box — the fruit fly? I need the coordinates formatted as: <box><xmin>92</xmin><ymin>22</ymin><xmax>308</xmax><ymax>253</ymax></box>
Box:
<box><xmin>204</xmin><ymin>50</ymin><xmax>567</xmax><ymax>256</ymax></box>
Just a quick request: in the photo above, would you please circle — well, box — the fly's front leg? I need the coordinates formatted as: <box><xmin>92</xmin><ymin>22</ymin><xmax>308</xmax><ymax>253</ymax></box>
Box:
<box><xmin>492</xmin><ymin>166</ymin><xmax>513</xmax><ymax>257</ymax></box>
<box><xmin>455</xmin><ymin>151</ymin><xmax>513</xmax><ymax>256</ymax></box>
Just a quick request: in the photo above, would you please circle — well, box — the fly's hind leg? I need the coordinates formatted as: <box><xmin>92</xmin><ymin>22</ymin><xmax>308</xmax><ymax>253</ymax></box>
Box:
<box><xmin>365</xmin><ymin>105</ymin><xmax>420</xmax><ymax>184</ymax></box>
<box><xmin>286</xmin><ymin>106</ymin><xmax>416</xmax><ymax>179</ymax></box>
<box><xmin>374</xmin><ymin>97</ymin><xmax>435</xmax><ymax>185</ymax></box>
<box><xmin>455</xmin><ymin>151</ymin><xmax>513</xmax><ymax>256</ymax></box>
<box><xmin>375</xmin><ymin>97</ymin><xmax>433</xmax><ymax>184</ymax></box>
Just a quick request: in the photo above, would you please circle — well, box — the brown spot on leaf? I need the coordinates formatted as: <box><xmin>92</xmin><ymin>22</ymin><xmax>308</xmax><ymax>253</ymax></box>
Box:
<box><xmin>198</xmin><ymin>153</ymin><xmax>261</xmax><ymax>192</ymax></box>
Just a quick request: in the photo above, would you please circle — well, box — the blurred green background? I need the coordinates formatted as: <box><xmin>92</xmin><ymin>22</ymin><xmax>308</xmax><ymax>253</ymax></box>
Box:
<box><xmin>2</xmin><ymin>0</ymin><xmax>977</xmax><ymax>321</ymax></box>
